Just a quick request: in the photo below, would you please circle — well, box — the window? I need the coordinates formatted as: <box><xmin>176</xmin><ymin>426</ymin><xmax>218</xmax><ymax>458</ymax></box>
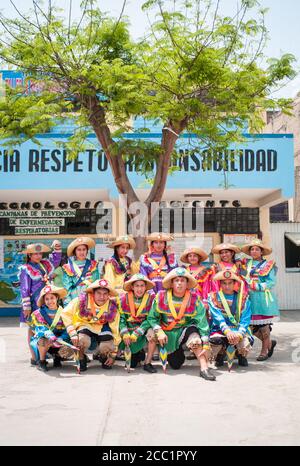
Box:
<box><xmin>146</xmin><ymin>207</ymin><xmax>260</xmax><ymax>234</ymax></box>
<box><xmin>285</xmin><ymin>233</ymin><xmax>300</xmax><ymax>270</ymax></box>
<box><xmin>270</xmin><ymin>202</ymin><xmax>289</xmax><ymax>223</ymax></box>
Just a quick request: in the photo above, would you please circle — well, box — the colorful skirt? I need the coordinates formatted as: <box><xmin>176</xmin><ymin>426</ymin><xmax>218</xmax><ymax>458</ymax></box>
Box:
<box><xmin>249</xmin><ymin>289</ymin><xmax>280</xmax><ymax>325</ymax></box>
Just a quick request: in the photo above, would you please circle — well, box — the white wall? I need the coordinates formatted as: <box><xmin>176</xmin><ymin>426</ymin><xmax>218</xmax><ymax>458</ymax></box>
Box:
<box><xmin>270</xmin><ymin>223</ymin><xmax>300</xmax><ymax>310</ymax></box>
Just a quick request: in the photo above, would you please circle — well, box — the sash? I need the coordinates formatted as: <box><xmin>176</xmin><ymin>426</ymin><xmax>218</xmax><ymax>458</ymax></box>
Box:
<box><xmin>219</xmin><ymin>262</ymin><xmax>238</xmax><ymax>273</ymax></box>
<box><xmin>39</xmin><ymin>305</ymin><xmax>64</xmax><ymax>331</ymax></box>
<box><xmin>161</xmin><ymin>290</ymin><xmax>190</xmax><ymax>332</ymax></box>
<box><xmin>69</xmin><ymin>258</ymin><xmax>91</xmax><ymax>289</ymax></box>
<box><xmin>128</xmin><ymin>291</ymin><xmax>149</xmax><ymax>319</ymax></box>
<box><xmin>148</xmin><ymin>256</ymin><xmax>167</xmax><ymax>278</ymax></box>
<box><xmin>29</xmin><ymin>261</ymin><xmax>47</xmax><ymax>276</ymax></box>
<box><xmin>89</xmin><ymin>295</ymin><xmax>109</xmax><ymax>322</ymax></box>
<box><xmin>29</xmin><ymin>262</ymin><xmax>49</xmax><ymax>305</ymax></box>
<box><xmin>246</xmin><ymin>259</ymin><xmax>266</xmax><ymax>279</ymax></box>
<box><xmin>218</xmin><ymin>291</ymin><xmax>240</xmax><ymax>327</ymax></box>
<box><xmin>187</xmin><ymin>266</ymin><xmax>204</xmax><ymax>277</ymax></box>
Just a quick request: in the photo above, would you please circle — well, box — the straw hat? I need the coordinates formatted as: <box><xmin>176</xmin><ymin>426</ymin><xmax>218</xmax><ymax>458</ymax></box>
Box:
<box><xmin>67</xmin><ymin>237</ymin><xmax>95</xmax><ymax>257</ymax></box>
<box><xmin>21</xmin><ymin>243</ymin><xmax>51</xmax><ymax>255</ymax></box>
<box><xmin>86</xmin><ymin>278</ymin><xmax>118</xmax><ymax>297</ymax></box>
<box><xmin>107</xmin><ymin>235</ymin><xmax>136</xmax><ymax>250</ymax></box>
<box><xmin>180</xmin><ymin>247</ymin><xmax>208</xmax><ymax>264</ymax></box>
<box><xmin>211</xmin><ymin>243</ymin><xmax>241</xmax><ymax>255</ymax></box>
<box><xmin>37</xmin><ymin>284</ymin><xmax>67</xmax><ymax>307</ymax></box>
<box><xmin>146</xmin><ymin>232</ymin><xmax>174</xmax><ymax>242</ymax></box>
<box><xmin>213</xmin><ymin>270</ymin><xmax>241</xmax><ymax>282</ymax></box>
<box><xmin>162</xmin><ymin>267</ymin><xmax>197</xmax><ymax>289</ymax></box>
<box><xmin>123</xmin><ymin>273</ymin><xmax>155</xmax><ymax>292</ymax></box>
<box><xmin>241</xmin><ymin>239</ymin><xmax>272</xmax><ymax>256</ymax></box>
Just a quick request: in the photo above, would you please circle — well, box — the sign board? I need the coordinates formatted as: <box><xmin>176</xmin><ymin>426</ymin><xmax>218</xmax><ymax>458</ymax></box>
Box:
<box><xmin>15</xmin><ymin>227</ymin><xmax>61</xmax><ymax>235</ymax></box>
<box><xmin>223</xmin><ymin>234</ymin><xmax>258</xmax><ymax>246</ymax></box>
<box><xmin>0</xmin><ymin>134</ymin><xmax>294</xmax><ymax>198</ymax></box>
<box><xmin>9</xmin><ymin>218</ymin><xmax>65</xmax><ymax>227</ymax></box>
<box><xmin>0</xmin><ymin>237</ymin><xmax>104</xmax><ymax>315</ymax></box>
<box><xmin>0</xmin><ymin>210</ymin><xmax>76</xmax><ymax>218</ymax></box>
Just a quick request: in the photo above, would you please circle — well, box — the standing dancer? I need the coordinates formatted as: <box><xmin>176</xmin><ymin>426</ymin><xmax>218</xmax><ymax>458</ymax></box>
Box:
<box><xmin>139</xmin><ymin>233</ymin><xmax>178</xmax><ymax>293</ymax></box>
<box><xmin>103</xmin><ymin>235</ymin><xmax>137</xmax><ymax>295</ymax></box>
<box><xmin>62</xmin><ymin>237</ymin><xmax>99</xmax><ymax>305</ymax></box>
<box><xmin>241</xmin><ymin>239</ymin><xmax>279</xmax><ymax>361</ymax></box>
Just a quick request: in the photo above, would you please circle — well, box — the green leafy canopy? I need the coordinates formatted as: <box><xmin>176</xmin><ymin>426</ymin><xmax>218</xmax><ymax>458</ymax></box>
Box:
<box><xmin>0</xmin><ymin>0</ymin><xmax>296</xmax><ymax>176</ymax></box>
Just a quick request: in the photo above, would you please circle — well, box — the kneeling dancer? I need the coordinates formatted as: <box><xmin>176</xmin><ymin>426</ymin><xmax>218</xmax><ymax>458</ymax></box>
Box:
<box><xmin>30</xmin><ymin>284</ymin><xmax>72</xmax><ymax>372</ymax></box>
<box><xmin>61</xmin><ymin>279</ymin><xmax>120</xmax><ymax>372</ymax></box>
<box><xmin>118</xmin><ymin>273</ymin><xmax>157</xmax><ymax>373</ymax></box>
<box><xmin>148</xmin><ymin>267</ymin><xmax>215</xmax><ymax>381</ymax></box>
<box><xmin>208</xmin><ymin>270</ymin><xmax>252</xmax><ymax>370</ymax></box>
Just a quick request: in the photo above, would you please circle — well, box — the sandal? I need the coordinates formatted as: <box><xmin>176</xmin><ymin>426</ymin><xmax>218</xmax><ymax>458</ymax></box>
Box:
<box><xmin>257</xmin><ymin>354</ymin><xmax>268</xmax><ymax>361</ymax></box>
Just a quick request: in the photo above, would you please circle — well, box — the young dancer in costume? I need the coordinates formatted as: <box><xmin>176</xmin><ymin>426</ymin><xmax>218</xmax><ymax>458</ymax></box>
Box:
<box><xmin>118</xmin><ymin>273</ymin><xmax>157</xmax><ymax>373</ymax></box>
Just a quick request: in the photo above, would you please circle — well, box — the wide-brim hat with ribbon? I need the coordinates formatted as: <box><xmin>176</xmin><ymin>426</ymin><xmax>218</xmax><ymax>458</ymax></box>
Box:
<box><xmin>37</xmin><ymin>284</ymin><xmax>67</xmax><ymax>307</ymax></box>
<box><xmin>213</xmin><ymin>270</ymin><xmax>241</xmax><ymax>283</ymax></box>
<box><xmin>241</xmin><ymin>239</ymin><xmax>272</xmax><ymax>256</ymax></box>
<box><xmin>180</xmin><ymin>247</ymin><xmax>208</xmax><ymax>264</ymax></box>
<box><xmin>67</xmin><ymin>237</ymin><xmax>96</xmax><ymax>257</ymax></box>
<box><xmin>123</xmin><ymin>273</ymin><xmax>155</xmax><ymax>292</ymax></box>
<box><xmin>86</xmin><ymin>278</ymin><xmax>118</xmax><ymax>297</ymax></box>
<box><xmin>162</xmin><ymin>267</ymin><xmax>197</xmax><ymax>289</ymax></box>
<box><xmin>21</xmin><ymin>243</ymin><xmax>51</xmax><ymax>255</ymax></box>
<box><xmin>211</xmin><ymin>243</ymin><xmax>241</xmax><ymax>255</ymax></box>
<box><xmin>146</xmin><ymin>232</ymin><xmax>174</xmax><ymax>243</ymax></box>
<box><xmin>107</xmin><ymin>235</ymin><xmax>136</xmax><ymax>250</ymax></box>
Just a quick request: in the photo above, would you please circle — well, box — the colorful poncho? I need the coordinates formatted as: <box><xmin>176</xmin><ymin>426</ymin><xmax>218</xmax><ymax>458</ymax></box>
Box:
<box><xmin>18</xmin><ymin>251</ymin><xmax>62</xmax><ymax>324</ymax></box>
<box><xmin>61</xmin><ymin>293</ymin><xmax>121</xmax><ymax>355</ymax></box>
<box><xmin>29</xmin><ymin>305</ymin><xmax>70</xmax><ymax>361</ymax></box>
<box><xmin>184</xmin><ymin>265</ymin><xmax>212</xmax><ymax>304</ymax></box>
<box><xmin>139</xmin><ymin>252</ymin><xmax>178</xmax><ymax>293</ymax></box>
<box><xmin>148</xmin><ymin>289</ymin><xmax>209</xmax><ymax>354</ymax></box>
<box><xmin>208</xmin><ymin>291</ymin><xmax>252</xmax><ymax>338</ymax></box>
<box><xmin>62</xmin><ymin>258</ymin><xmax>99</xmax><ymax>305</ymax></box>
<box><xmin>118</xmin><ymin>291</ymin><xmax>155</xmax><ymax>353</ymax></box>
<box><xmin>102</xmin><ymin>256</ymin><xmax>138</xmax><ymax>295</ymax></box>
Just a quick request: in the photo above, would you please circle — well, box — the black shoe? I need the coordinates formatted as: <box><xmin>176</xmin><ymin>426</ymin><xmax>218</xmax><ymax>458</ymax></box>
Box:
<box><xmin>130</xmin><ymin>350</ymin><xmax>146</xmax><ymax>368</ymax></box>
<box><xmin>215</xmin><ymin>354</ymin><xmax>225</xmax><ymax>367</ymax></box>
<box><xmin>102</xmin><ymin>362</ymin><xmax>112</xmax><ymax>370</ymax></box>
<box><xmin>238</xmin><ymin>355</ymin><xmax>248</xmax><ymax>367</ymax></box>
<box><xmin>268</xmin><ymin>340</ymin><xmax>277</xmax><ymax>358</ymax></box>
<box><xmin>37</xmin><ymin>360</ymin><xmax>48</xmax><ymax>372</ymax></box>
<box><xmin>200</xmin><ymin>369</ymin><xmax>216</xmax><ymax>381</ymax></box>
<box><xmin>84</xmin><ymin>354</ymin><xmax>91</xmax><ymax>364</ymax></box>
<box><xmin>143</xmin><ymin>363</ymin><xmax>157</xmax><ymax>374</ymax></box>
<box><xmin>93</xmin><ymin>353</ymin><xmax>100</xmax><ymax>361</ymax></box>
<box><xmin>53</xmin><ymin>355</ymin><xmax>62</xmax><ymax>368</ymax></box>
<box><xmin>30</xmin><ymin>358</ymin><xmax>37</xmax><ymax>366</ymax></box>
<box><xmin>79</xmin><ymin>358</ymin><xmax>87</xmax><ymax>372</ymax></box>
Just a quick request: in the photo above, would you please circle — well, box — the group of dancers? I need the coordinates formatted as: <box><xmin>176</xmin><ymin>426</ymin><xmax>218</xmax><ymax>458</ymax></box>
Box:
<box><xmin>18</xmin><ymin>232</ymin><xmax>280</xmax><ymax>381</ymax></box>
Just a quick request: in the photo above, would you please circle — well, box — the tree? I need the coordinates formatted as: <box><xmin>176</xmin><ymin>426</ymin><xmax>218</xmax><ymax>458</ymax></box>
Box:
<box><xmin>0</xmin><ymin>0</ymin><xmax>296</xmax><ymax>256</ymax></box>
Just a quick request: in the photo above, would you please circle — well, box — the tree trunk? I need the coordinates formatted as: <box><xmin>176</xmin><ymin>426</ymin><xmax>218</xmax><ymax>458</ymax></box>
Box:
<box><xmin>85</xmin><ymin>98</ymin><xmax>187</xmax><ymax>255</ymax></box>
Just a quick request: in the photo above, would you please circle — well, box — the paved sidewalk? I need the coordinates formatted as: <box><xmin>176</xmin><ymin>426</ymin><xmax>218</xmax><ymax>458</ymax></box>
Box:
<box><xmin>0</xmin><ymin>313</ymin><xmax>299</xmax><ymax>446</ymax></box>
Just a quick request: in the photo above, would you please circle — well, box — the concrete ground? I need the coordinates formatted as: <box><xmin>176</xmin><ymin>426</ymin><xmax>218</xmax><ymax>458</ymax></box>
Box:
<box><xmin>0</xmin><ymin>312</ymin><xmax>299</xmax><ymax>446</ymax></box>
